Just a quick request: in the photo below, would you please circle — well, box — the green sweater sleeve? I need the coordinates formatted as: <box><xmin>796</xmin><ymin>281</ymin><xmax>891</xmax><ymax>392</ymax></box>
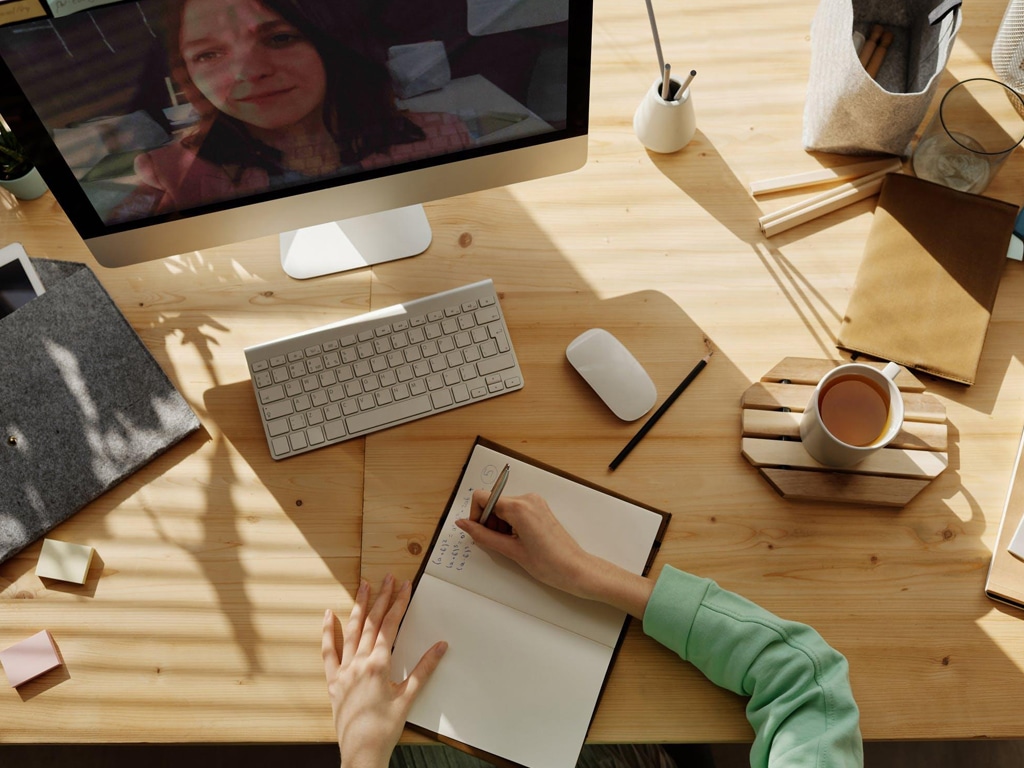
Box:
<box><xmin>642</xmin><ymin>565</ymin><xmax>863</xmax><ymax>768</ymax></box>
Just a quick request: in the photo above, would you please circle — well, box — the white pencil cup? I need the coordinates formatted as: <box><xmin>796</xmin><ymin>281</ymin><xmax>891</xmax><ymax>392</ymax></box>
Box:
<box><xmin>633</xmin><ymin>77</ymin><xmax>696</xmax><ymax>154</ymax></box>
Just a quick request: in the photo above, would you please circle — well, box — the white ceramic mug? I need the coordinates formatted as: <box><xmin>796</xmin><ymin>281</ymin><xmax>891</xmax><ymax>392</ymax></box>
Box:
<box><xmin>799</xmin><ymin>361</ymin><xmax>904</xmax><ymax>468</ymax></box>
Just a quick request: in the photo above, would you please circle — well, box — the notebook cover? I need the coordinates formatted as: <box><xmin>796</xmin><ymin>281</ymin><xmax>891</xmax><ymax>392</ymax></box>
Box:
<box><xmin>986</xmin><ymin>424</ymin><xmax>1024</xmax><ymax>612</ymax></box>
<box><xmin>836</xmin><ymin>173</ymin><xmax>1018</xmax><ymax>385</ymax></box>
<box><xmin>0</xmin><ymin>258</ymin><xmax>201</xmax><ymax>565</ymax></box>
<box><xmin>399</xmin><ymin>436</ymin><xmax>671</xmax><ymax>768</ymax></box>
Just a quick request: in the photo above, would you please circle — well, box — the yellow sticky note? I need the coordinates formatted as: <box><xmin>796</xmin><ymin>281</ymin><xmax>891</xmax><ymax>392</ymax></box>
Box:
<box><xmin>37</xmin><ymin>538</ymin><xmax>94</xmax><ymax>585</ymax></box>
<box><xmin>0</xmin><ymin>0</ymin><xmax>46</xmax><ymax>28</ymax></box>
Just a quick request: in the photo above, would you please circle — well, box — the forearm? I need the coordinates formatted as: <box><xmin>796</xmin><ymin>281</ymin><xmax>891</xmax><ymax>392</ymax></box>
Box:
<box><xmin>575</xmin><ymin>553</ymin><xmax>654</xmax><ymax>619</ymax></box>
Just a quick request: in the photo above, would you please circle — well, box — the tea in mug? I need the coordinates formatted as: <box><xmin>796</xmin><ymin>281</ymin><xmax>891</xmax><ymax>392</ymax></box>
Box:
<box><xmin>818</xmin><ymin>374</ymin><xmax>890</xmax><ymax>447</ymax></box>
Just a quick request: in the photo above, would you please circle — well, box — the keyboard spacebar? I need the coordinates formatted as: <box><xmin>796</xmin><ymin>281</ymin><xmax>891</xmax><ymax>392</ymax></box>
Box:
<box><xmin>346</xmin><ymin>395</ymin><xmax>432</xmax><ymax>434</ymax></box>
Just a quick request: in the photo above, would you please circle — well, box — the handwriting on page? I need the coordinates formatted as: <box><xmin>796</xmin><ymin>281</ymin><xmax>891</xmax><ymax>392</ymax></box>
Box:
<box><xmin>430</xmin><ymin>487</ymin><xmax>475</xmax><ymax>571</ymax></box>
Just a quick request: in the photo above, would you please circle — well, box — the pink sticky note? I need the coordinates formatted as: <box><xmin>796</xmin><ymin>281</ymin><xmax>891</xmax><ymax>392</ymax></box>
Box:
<box><xmin>0</xmin><ymin>630</ymin><xmax>63</xmax><ymax>688</ymax></box>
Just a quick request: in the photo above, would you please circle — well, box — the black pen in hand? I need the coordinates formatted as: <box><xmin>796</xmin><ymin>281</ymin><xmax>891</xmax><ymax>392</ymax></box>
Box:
<box><xmin>480</xmin><ymin>464</ymin><xmax>510</xmax><ymax>524</ymax></box>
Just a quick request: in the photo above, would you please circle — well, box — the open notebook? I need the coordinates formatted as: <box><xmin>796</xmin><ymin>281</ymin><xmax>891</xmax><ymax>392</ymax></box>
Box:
<box><xmin>391</xmin><ymin>438</ymin><xmax>670</xmax><ymax>768</ymax></box>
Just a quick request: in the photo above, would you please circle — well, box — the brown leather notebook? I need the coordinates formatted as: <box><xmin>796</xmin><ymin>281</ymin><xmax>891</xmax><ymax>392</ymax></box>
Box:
<box><xmin>837</xmin><ymin>173</ymin><xmax>1018</xmax><ymax>385</ymax></box>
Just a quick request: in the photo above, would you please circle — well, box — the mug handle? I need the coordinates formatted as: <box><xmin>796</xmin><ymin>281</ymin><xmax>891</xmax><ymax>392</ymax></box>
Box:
<box><xmin>881</xmin><ymin>361</ymin><xmax>900</xmax><ymax>380</ymax></box>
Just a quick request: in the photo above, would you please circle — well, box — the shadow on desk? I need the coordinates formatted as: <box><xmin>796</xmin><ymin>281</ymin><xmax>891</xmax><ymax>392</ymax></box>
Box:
<box><xmin>645</xmin><ymin>129</ymin><xmax>1024</xmax><ymax>421</ymax></box>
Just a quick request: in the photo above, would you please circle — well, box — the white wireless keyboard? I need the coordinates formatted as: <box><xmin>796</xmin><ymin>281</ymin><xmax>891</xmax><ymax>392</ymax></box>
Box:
<box><xmin>245</xmin><ymin>279</ymin><xmax>524</xmax><ymax>459</ymax></box>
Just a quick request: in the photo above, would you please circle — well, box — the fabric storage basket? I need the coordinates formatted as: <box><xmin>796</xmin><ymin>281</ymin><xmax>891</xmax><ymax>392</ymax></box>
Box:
<box><xmin>803</xmin><ymin>0</ymin><xmax>962</xmax><ymax>156</ymax></box>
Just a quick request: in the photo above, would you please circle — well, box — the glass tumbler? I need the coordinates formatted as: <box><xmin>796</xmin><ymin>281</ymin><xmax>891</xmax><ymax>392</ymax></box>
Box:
<box><xmin>911</xmin><ymin>78</ymin><xmax>1024</xmax><ymax>194</ymax></box>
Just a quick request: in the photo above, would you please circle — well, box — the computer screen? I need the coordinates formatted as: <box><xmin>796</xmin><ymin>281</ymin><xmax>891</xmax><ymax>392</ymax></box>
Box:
<box><xmin>0</xmin><ymin>0</ymin><xmax>590</xmax><ymax>277</ymax></box>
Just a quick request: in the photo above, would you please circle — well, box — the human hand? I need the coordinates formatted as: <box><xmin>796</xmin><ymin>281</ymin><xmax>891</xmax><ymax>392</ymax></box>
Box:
<box><xmin>322</xmin><ymin>576</ymin><xmax>448</xmax><ymax>768</ymax></box>
<box><xmin>455</xmin><ymin>491</ymin><xmax>597</xmax><ymax>598</ymax></box>
<box><xmin>456</xmin><ymin>491</ymin><xmax>654</xmax><ymax>618</ymax></box>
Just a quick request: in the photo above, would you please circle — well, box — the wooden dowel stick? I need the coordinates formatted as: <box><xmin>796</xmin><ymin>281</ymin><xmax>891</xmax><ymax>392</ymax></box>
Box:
<box><xmin>749</xmin><ymin>157</ymin><xmax>901</xmax><ymax>196</ymax></box>
<box><xmin>758</xmin><ymin>164</ymin><xmax>899</xmax><ymax>226</ymax></box>
<box><xmin>858</xmin><ymin>24</ymin><xmax>884</xmax><ymax>67</ymax></box>
<box><xmin>866</xmin><ymin>31</ymin><xmax>893</xmax><ymax>79</ymax></box>
<box><xmin>760</xmin><ymin>174</ymin><xmax>892</xmax><ymax>238</ymax></box>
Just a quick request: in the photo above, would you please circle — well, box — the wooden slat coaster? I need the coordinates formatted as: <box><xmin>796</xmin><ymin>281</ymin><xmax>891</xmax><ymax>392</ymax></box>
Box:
<box><xmin>740</xmin><ymin>357</ymin><xmax>948</xmax><ymax>507</ymax></box>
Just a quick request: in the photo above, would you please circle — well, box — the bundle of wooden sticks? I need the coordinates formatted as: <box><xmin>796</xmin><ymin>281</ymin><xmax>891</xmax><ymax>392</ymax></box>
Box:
<box><xmin>856</xmin><ymin>23</ymin><xmax>893</xmax><ymax>81</ymax></box>
<box><xmin>751</xmin><ymin>157</ymin><xmax>903</xmax><ymax>238</ymax></box>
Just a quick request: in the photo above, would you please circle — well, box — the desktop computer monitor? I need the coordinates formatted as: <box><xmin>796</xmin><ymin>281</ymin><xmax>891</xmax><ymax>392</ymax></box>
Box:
<box><xmin>0</xmin><ymin>0</ymin><xmax>590</xmax><ymax>278</ymax></box>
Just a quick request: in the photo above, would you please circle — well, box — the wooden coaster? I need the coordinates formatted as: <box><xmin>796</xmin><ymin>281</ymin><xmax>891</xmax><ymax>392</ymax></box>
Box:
<box><xmin>740</xmin><ymin>357</ymin><xmax>948</xmax><ymax>507</ymax></box>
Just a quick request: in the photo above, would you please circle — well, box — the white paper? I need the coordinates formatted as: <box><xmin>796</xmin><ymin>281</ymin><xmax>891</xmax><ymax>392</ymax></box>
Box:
<box><xmin>392</xmin><ymin>575</ymin><xmax>612</xmax><ymax>768</ymax></box>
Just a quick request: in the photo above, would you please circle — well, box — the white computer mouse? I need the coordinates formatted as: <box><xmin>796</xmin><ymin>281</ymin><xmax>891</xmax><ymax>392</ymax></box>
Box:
<box><xmin>566</xmin><ymin>329</ymin><xmax>657</xmax><ymax>421</ymax></box>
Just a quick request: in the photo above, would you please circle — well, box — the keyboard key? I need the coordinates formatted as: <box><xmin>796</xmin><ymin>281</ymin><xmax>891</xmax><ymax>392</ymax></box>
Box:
<box><xmin>346</xmin><ymin>395</ymin><xmax>432</xmax><ymax>433</ymax></box>
<box><xmin>475</xmin><ymin>307</ymin><xmax>500</xmax><ymax>324</ymax></box>
<box><xmin>325</xmin><ymin>420</ymin><xmax>347</xmax><ymax>440</ymax></box>
<box><xmin>264</xmin><ymin>400</ymin><xmax>294</xmax><ymax>420</ymax></box>
<box><xmin>259</xmin><ymin>384</ymin><xmax>285</xmax><ymax>404</ymax></box>
<box><xmin>477</xmin><ymin>354</ymin><xmax>512</xmax><ymax>378</ymax></box>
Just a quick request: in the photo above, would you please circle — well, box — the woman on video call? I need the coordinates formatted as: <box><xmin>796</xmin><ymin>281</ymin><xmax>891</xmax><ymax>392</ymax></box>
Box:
<box><xmin>112</xmin><ymin>0</ymin><xmax>471</xmax><ymax>220</ymax></box>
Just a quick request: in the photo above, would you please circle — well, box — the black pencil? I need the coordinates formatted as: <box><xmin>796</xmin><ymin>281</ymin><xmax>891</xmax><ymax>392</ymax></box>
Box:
<box><xmin>609</xmin><ymin>352</ymin><xmax>711</xmax><ymax>470</ymax></box>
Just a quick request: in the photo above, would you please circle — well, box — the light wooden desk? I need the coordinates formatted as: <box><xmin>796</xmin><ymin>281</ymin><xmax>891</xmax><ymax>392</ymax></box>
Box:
<box><xmin>3</xmin><ymin>0</ymin><xmax>1024</xmax><ymax>747</ymax></box>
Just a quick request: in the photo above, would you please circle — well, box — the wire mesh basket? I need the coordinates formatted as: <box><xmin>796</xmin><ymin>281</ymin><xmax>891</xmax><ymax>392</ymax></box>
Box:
<box><xmin>993</xmin><ymin>0</ymin><xmax>1024</xmax><ymax>114</ymax></box>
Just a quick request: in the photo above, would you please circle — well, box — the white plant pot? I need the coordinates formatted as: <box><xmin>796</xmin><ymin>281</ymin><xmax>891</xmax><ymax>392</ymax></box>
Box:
<box><xmin>0</xmin><ymin>166</ymin><xmax>47</xmax><ymax>201</ymax></box>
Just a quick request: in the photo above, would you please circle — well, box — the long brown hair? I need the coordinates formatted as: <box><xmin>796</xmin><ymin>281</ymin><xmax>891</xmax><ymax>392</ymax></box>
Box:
<box><xmin>163</xmin><ymin>0</ymin><xmax>423</xmax><ymax>171</ymax></box>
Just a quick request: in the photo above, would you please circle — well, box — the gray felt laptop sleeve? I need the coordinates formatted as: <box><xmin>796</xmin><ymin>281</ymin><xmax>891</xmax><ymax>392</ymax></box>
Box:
<box><xmin>0</xmin><ymin>258</ymin><xmax>201</xmax><ymax>565</ymax></box>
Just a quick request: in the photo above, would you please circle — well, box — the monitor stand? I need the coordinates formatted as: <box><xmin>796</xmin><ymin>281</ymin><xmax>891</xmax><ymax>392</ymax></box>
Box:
<box><xmin>279</xmin><ymin>204</ymin><xmax>432</xmax><ymax>279</ymax></box>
